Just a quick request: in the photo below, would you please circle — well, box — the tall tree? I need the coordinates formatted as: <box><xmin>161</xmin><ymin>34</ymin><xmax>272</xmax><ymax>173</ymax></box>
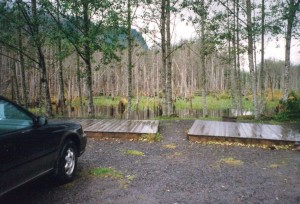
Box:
<box><xmin>199</xmin><ymin>0</ymin><xmax>208</xmax><ymax>117</ymax></box>
<box><xmin>282</xmin><ymin>0</ymin><xmax>300</xmax><ymax>101</ymax></box>
<box><xmin>76</xmin><ymin>53</ymin><xmax>84</xmax><ymax>116</ymax></box>
<box><xmin>0</xmin><ymin>0</ymin><xmax>53</xmax><ymax>115</ymax></box>
<box><xmin>17</xmin><ymin>6</ymin><xmax>28</xmax><ymax>108</ymax></box>
<box><xmin>55</xmin><ymin>0</ymin><xmax>65</xmax><ymax>115</ymax></box>
<box><xmin>126</xmin><ymin>0</ymin><xmax>133</xmax><ymax>119</ymax></box>
<box><xmin>166</xmin><ymin>0</ymin><xmax>173</xmax><ymax>116</ymax></box>
<box><xmin>31</xmin><ymin>0</ymin><xmax>53</xmax><ymax>116</ymax></box>
<box><xmin>82</xmin><ymin>0</ymin><xmax>94</xmax><ymax>117</ymax></box>
<box><xmin>185</xmin><ymin>0</ymin><xmax>214</xmax><ymax>117</ymax></box>
<box><xmin>260</xmin><ymin>0</ymin><xmax>266</xmax><ymax>111</ymax></box>
<box><xmin>160</xmin><ymin>0</ymin><xmax>167</xmax><ymax>115</ymax></box>
<box><xmin>11</xmin><ymin>54</ymin><xmax>20</xmax><ymax>103</ymax></box>
<box><xmin>236</xmin><ymin>0</ymin><xmax>243</xmax><ymax>115</ymax></box>
<box><xmin>246</xmin><ymin>0</ymin><xmax>259</xmax><ymax>119</ymax></box>
<box><xmin>43</xmin><ymin>0</ymin><xmax>121</xmax><ymax>117</ymax></box>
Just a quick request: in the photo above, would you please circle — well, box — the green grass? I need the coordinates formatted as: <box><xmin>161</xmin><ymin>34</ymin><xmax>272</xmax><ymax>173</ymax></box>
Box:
<box><xmin>29</xmin><ymin>95</ymin><xmax>280</xmax><ymax>116</ymax></box>
<box><xmin>124</xmin><ymin>150</ymin><xmax>145</xmax><ymax>156</ymax></box>
<box><xmin>212</xmin><ymin>157</ymin><xmax>244</xmax><ymax>170</ymax></box>
<box><xmin>93</xmin><ymin>96</ymin><xmax>120</xmax><ymax>107</ymax></box>
<box><xmin>90</xmin><ymin>167</ymin><xmax>124</xmax><ymax>179</ymax></box>
<box><xmin>140</xmin><ymin>133</ymin><xmax>163</xmax><ymax>142</ymax></box>
<box><xmin>29</xmin><ymin>94</ymin><xmax>292</xmax><ymax>123</ymax></box>
<box><xmin>162</xmin><ymin>144</ymin><xmax>177</xmax><ymax>149</ymax></box>
<box><xmin>219</xmin><ymin>157</ymin><xmax>244</xmax><ymax>166</ymax></box>
<box><xmin>90</xmin><ymin>95</ymin><xmax>279</xmax><ymax>112</ymax></box>
<box><xmin>89</xmin><ymin>167</ymin><xmax>137</xmax><ymax>189</ymax></box>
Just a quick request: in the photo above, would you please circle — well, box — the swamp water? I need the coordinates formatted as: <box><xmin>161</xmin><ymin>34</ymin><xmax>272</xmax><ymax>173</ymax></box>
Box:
<box><xmin>56</xmin><ymin>105</ymin><xmax>259</xmax><ymax>119</ymax></box>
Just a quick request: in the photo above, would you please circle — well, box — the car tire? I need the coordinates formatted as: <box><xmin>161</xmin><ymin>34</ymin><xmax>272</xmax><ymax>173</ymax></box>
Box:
<box><xmin>54</xmin><ymin>140</ymin><xmax>78</xmax><ymax>184</ymax></box>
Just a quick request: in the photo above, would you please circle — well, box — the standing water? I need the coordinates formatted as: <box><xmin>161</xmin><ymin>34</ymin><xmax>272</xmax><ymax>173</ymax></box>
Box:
<box><xmin>53</xmin><ymin>105</ymin><xmax>262</xmax><ymax>119</ymax></box>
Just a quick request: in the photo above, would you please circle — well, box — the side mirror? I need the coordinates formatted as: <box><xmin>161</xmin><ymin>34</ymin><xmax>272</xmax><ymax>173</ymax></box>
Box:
<box><xmin>37</xmin><ymin>116</ymin><xmax>47</xmax><ymax>126</ymax></box>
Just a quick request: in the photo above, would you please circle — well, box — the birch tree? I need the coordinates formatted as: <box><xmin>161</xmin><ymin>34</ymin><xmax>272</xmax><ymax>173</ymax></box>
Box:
<box><xmin>166</xmin><ymin>0</ymin><xmax>173</xmax><ymax>116</ymax></box>
<box><xmin>160</xmin><ymin>0</ymin><xmax>167</xmax><ymax>115</ymax></box>
<box><xmin>246</xmin><ymin>0</ymin><xmax>259</xmax><ymax>119</ymax></box>
<box><xmin>282</xmin><ymin>0</ymin><xmax>300</xmax><ymax>101</ymax></box>
<box><xmin>126</xmin><ymin>0</ymin><xmax>133</xmax><ymax>119</ymax></box>
<box><xmin>259</xmin><ymin>0</ymin><xmax>266</xmax><ymax>112</ymax></box>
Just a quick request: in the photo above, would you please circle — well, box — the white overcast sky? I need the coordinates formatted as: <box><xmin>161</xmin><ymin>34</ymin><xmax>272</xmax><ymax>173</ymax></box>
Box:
<box><xmin>173</xmin><ymin>20</ymin><xmax>300</xmax><ymax>65</ymax></box>
<box><xmin>133</xmin><ymin>3</ymin><xmax>300</xmax><ymax>66</ymax></box>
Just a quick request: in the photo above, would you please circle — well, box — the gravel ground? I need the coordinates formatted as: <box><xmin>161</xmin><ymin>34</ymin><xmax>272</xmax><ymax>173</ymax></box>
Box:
<box><xmin>1</xmin><ymin>120</ymin><xmax>300</xmax><ymax>204</ymax></box>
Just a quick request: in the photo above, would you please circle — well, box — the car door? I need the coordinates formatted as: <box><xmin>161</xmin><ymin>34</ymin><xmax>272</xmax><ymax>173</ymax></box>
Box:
<box><xmin>0</xmin><ymin>99</ymin><xmax>49</xmax><ymax>195</ymax></box>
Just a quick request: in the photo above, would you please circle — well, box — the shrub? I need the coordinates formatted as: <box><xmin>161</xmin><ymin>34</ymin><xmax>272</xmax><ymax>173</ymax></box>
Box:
<box><xmin>275</xmin><ymin>91</ymin><xmax>300</xmax><ymax>121</ymax></box>
<box><xmin>219</xmin><ymin>92</ymin><xmax>230</xmax><ymax>100</ymax></box>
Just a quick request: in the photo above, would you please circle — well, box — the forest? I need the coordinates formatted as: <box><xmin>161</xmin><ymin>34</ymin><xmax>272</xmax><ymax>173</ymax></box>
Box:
<box><xmin>0</xmin><ymin>0</ymin><xmax>299</xmax><ymax>120</ymax></box>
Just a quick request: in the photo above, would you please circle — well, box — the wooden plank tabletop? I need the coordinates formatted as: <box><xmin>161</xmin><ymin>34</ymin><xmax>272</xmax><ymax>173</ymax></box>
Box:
<box><xmin>84</xmin><ymin>119</ymin><xmax>159</xmax><ymax>134</ymax></box>
<box><xmin>188</xmin><ymin>120</ymin><xmax>300</xmax><ymax>142</ymax></box>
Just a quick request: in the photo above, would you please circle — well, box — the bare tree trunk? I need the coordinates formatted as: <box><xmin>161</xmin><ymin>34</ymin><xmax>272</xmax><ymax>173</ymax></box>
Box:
<box><xmin>17</xmin><ymin>9</ymin><xmax>27</xmax><ymax>108</ymax></box>
<box><xmin>83</xmin><ymin>1</ymin><xmax>94</xmax><ymax>117</ymax></box>
<box><xmin>226</xmin><ymin>0</ymin><xmax>231</xmax><ymax>93</ymax></box>
<box><xmin>57</xmin><ymin>41</ymin><xmax>65</xmax><ymax>115</ymax></box>
<box><xmin>260</xmin><ymin>0</ymin><xmax>266</xmax><ymax>113</ymax></box>
<box><xmin>160</xmin><ymin>0</ymin><xmax>167</xmax><ymax>116</ymax></box>
<box><xmin>233</xmin><ymin>0</ymin><xmax>238</xmax><ymax>111</ymax></box>
<box><xmin>200</xmin><ymin>0</ymin><xmax>207</xmax><ymax>117</ymax></box>
<box><xmin>12</xmin><ymin>58</ymin><xmax>20</xmax><ymax>104</ymax></box>
<box><xmin>32</xmin><ymin>0</ymin><xmax>52</xmax><ymax>116</ymax></box>
<box><xmin>76</xmin><ymin>53</ymin><xmax>83</xmax><ymax>116</ymax></box>
<box><xmin>126</xmin><ymin>0</ymin><xmax>133</xmax><ymax>119</ymax></box>
<box><xmin>166</xmin><ymin>0</ymin><xmax>173</xmax><ymax>116</ymax></box>
<box><xmin>56</xmin><ymin>0</ymin><xmax>65</xmax><ymax>115</ymax></box>
<box><xmin>236</xmin><ymin>0</ymin><xmax>243</xmax><ymax>115</ymax></box>
<box><xmin>268</xmin><ymin>75</ymin><xmax>274</xmax><ymax>101</ymax></box>
<box><xmin>18</xmin><ymin>27</ymin><xmax>28</xmax><ymax>108</ymax></box>
<box><xmin>283</xmin><ymin>0</ymin><xmax>300</xmax><ymax>101</ymax></box>
<box><xmin>84</xmin><ymin>53</ymin><xmax>94</xmax><ymax>117</ymax></box>
<box><xmin>39</xmin><ymin>51</ymin><xmax>52</xmax><ymax>116</ymax></box>
<box><xmin>246</xmin><ymin>0</ymin><xmax>259</xmax><ymax>119</ymax></box>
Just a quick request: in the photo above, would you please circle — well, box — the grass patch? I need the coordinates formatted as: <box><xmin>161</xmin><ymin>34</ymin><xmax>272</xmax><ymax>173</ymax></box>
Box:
<box><xmin>90</xmin><ymin>167</ymin><xmax>124</xmax><ymax>179</ymax></box>
<box><xmin>89</xmin><ymin>96</ymin><xmax>244</xmax><ymax>111</ymax></box>
<box><xmin>125</xmin><ymin>149</ymin><xmax>145</xmax><ymax>156</ymax></box>
<box><xmin>174</xmin><ymin>152</ymin><xmax>181</xmax><ymax>156</ymax></box>
<box><xmin>163</xmin><ymin>144</ymin><xmax>177</xmax><ymax>149</ymax></box>
<box><xmin>268</xmin><ymin>160</ymin><xmax>286</xmax><ymax>169</ymax></box>
<box><xmin>269</xmin><ymin>164</ymin><xmax>280</xmax><ymax>168</ymax></box>
<box><xmin>140</xmin><ymin>133</ymin><xmax>163</xmax><ymax>142</ymax></box>
<box><xmin>166</xmin><ymin>152</ymin><xmax>182</xmax><ymax>158</ymax></box>
<box><xmin>93</xmin><ymin>96</ymin><xmax>119</xmax><ymax>107</ymax></box>
<box><xmin>126</xmin><ymin>175</ymin><xmax>136</xmax><ymax>181</ymax></box>
<box><xmin>89</xmin><ymin>167</ymin><xmax>137</xmax><ymax>189</ymax></box>
<box><xmin>217</xmin><ymin>157</ymin><xmax>244</xmax><ymax>166</ymax></box>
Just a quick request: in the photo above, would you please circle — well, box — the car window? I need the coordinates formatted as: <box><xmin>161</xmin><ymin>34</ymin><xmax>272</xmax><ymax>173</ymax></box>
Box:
<box><xmin>0</xmin><ymin>99</ymin><xmax>33</xmax><ymax>134</ymax></box>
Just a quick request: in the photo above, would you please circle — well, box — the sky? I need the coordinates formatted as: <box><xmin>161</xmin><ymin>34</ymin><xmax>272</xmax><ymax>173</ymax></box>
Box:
<box><xmin>173</xmin><ymin>21</ymin><xmax>300</xmax><ymax>65</ymax></box>
<box><xmin>133</xmin><ymin>3</ymin><xmax>300</xmax><ymax>67</ymax></box>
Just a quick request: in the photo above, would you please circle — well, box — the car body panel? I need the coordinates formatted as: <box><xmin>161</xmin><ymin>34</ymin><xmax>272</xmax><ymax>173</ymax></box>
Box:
<box><xmin>0</xmin><ymin>96</ymin><xmax>87</xmax><ymax>196</ymax></box>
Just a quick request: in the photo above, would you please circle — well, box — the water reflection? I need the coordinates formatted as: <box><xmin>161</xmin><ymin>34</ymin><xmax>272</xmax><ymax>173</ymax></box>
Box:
<box><xmin>55</xmin><ymin>105</ymin><xmax>264</xmax><ymax>120</ymax></box>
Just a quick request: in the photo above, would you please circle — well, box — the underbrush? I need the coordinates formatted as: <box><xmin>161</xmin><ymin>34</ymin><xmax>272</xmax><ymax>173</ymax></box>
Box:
<box><xmin>274</xmin><ymin>91</ymin><xmax>300</xmax><ymax>122</ymax></box>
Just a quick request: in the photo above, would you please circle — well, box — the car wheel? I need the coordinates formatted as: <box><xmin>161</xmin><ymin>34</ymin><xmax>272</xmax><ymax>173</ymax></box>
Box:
<box><xmin>55</xmin><ymin>140</ymin><xmax>78</xmax><ymax>184</ymax></box>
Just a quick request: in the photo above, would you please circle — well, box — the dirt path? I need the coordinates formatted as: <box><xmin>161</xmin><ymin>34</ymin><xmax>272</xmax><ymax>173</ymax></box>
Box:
<box><xmin>1</xmin><ymin>120</ymin><xmax>300</xmax><ymax>204</ymax></box>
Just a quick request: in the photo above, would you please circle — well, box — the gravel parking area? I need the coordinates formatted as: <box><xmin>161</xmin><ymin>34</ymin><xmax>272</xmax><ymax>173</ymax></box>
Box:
<box><xmin>1</xmin><ymin>120</ymin><xmax>300</xmax><ymax>204</ymax></box>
